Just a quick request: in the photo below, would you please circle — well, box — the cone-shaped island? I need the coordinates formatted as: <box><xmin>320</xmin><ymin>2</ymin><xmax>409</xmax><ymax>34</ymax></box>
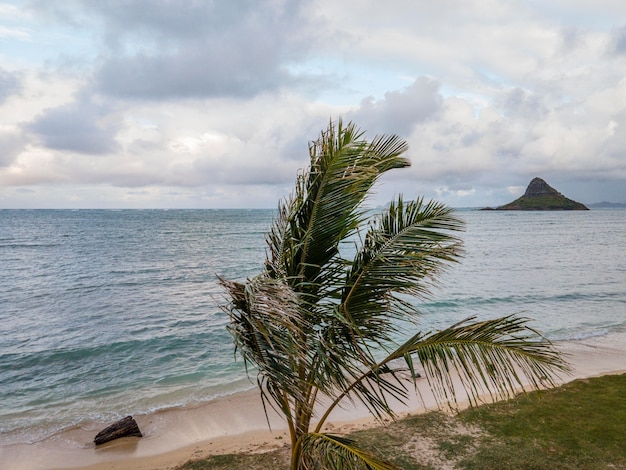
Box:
<box><xmin>485</xmin><ymin>177</ymin><xmax>589</xmax><ymax>210</ymax></box>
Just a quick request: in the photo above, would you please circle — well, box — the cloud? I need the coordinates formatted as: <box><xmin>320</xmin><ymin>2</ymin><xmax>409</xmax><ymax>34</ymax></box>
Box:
<box><xmin>81</xmin><ymin>0</ymin><xmax>318</xmax><ymax>99</ymax></box>
<box><xmin>0</xmin><ymin>67</ymin><xmax>21</xmax><ymax>104</ymax></box>
<box><xmin>496</xmin><ymin>88</ymin><xmax>548</xmax><ymax>120</ymax></box>
<box><xmin>2</xmin><ymin>1</ymin><xmax>626</xmax><ymax>208</ymax></box>
<box><xmin>94</xmin><ymin>48</ymin><xmax>293</xmax><ymax>99</ymax></box>
<box><xmin>609</xmin><ymin>25</ymin><xmax>626</xmax><ymax>55</ymax></box>
<box><xmin>0</xmin><ymin>128</ymin><xmax>25</xmax><ymax>167</ymax></box>
<box><xmin>25</xmin><ymin>95</ymin><xmax>120</xmax><ymax>154</ymax></box>
<box><xmin>374</xmin><ymin>70</ymin><xmax>626</xmax><ymax>205</ymax></box>
<box><xmin>5</xmin><ymin>90</ymin><xmax>329</xmax><ymax>191</ymax></box>
<box><xmin>348</xmin><ymin>77</ymin><xmax>443</xmax><ymax>136</ymax></box>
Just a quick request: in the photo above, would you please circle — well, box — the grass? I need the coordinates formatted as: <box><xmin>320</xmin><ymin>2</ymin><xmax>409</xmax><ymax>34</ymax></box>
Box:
<box><xmin>177</xmin><ymin>374</ymin><xmax>626</xmax><ymax>470</ymax></box>
<box><xmin>178</xmin><ymin>452</ymin><xmax>289</xmax><ymax>470</ymax></box>
<box><xmin>458</xmin><ymin>374</ymin><xmax>626</xmax><ymax>469</ymax></box>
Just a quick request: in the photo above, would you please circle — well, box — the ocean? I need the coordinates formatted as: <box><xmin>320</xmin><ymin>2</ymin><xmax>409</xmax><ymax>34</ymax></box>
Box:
<box><xmin>1</xmin><ymin>208</ymin><xmax>625</xmax><ymax>447</ymax></box>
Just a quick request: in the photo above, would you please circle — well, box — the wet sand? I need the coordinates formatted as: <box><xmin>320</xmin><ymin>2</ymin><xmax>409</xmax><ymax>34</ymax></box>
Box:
<box><xmin>1</xmin><ymin>333</ymin><xmax>625</xmax><ymax>470</ymax></box>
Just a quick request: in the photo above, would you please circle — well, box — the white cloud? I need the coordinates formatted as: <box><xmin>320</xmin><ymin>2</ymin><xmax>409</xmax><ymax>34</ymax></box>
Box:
<box><xmin>0</xmin><ymin>0</ymin><xmax>625</xmax><ymax>207</ymax></box>
<box><xmin>0</xmin><ymin>25</ymin><xmax>32</xmax><ymax>40</ymax></box>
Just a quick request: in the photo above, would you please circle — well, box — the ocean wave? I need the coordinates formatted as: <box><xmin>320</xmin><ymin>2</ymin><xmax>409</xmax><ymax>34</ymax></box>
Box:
<box><xmin>2</xmin><ymin>209</ymin><xmax>625</xmax><ymax>447</ymax></box>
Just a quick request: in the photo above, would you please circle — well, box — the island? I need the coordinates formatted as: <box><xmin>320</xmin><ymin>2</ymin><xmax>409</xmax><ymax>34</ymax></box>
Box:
<box><xmin>588</xmin><ymin>201</ymin><xmax>626</xmax><ymax>208</ymax></box>
<box><xmin>483</xmin><ymin>177</ymin><xmax>589</xmax><ymax>210</ymax></box>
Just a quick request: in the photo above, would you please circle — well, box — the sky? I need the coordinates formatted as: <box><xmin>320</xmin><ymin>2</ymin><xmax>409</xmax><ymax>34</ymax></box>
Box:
<box><xmin>0</xmin><ymin>0</ymin><xmax>625</xmax><ymax>209</ymax></box>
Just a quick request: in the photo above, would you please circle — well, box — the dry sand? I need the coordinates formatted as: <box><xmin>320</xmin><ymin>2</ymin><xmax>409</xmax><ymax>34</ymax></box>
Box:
<box><xmin>1</xmin><ymin>333</ymin><xmax>624</xmax><ymax>470</ymax></box>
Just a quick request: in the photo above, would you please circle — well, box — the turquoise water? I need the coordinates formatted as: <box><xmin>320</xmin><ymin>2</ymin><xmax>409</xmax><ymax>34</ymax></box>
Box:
<box><xmin>1</xmin><ymin>208</ymin><xmax>625</xmax><ymax>445</ymax></box>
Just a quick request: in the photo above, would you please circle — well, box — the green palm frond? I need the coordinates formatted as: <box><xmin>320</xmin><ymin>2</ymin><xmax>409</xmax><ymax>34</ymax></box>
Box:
<box><xmin>299</xmin><ymin>432</ymin><xmax>396</xmax><ymax>470</ymax></box>
<box><xmin>392</xmin><ymin>315</ymin><xmax>571</xmax><ymax>407</ymax></box>
<box><xmin>327</xmin><ymin>196</ymin><xmax>463</xmax><ymax>363</ymax></box>
<box><xmin>266</xmin><ymin>119</ymin><xmax>409</xmax><ymax>300</ymax></box>
<box><xmin>315</xmin><ymin>315</ymin><xmax>570</xmax><ymax>431</ymax></box>
<box><xmin>344</xmin><ymin>196</ymin><xmax>464</xmax><ymax>317</ymax></box>
<box><xmin>301</xmin><ymin>197</ymin><xmax>464</xmax><ymax>403</ymax></box>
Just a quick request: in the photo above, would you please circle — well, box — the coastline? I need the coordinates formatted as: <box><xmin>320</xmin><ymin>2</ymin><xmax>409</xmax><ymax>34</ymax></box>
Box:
<box><xmin>1</xmin><ymin>332</ymin><xmax>625</xmax><ymax>470</ymax></box>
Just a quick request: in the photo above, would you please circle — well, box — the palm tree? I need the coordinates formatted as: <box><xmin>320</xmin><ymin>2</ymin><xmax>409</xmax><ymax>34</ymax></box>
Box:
<box><xmin>220</xmin><ymin>119</ymin><xmax>569</xmax><ymax>470</ymax></box>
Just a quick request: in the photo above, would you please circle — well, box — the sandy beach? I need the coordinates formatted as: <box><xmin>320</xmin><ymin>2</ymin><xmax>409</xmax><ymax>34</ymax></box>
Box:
<box><xmin>1</xmin><ymin>333</ymin><xmax>625</xmax><ymax>470</ymax></box>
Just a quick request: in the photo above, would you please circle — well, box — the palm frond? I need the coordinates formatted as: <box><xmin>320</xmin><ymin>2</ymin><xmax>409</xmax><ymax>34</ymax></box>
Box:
<box><xmin>311</xmin><ymin>325</ymin><xmax>416</xmax><ymax>425</ymax></box>
<box><xmin>395</xmin><ymin>315</ymin><xmax>571</xmax><ymax>407</ymax></box>
<box><xmin>299</xmin><ymin>432</ymin><xmax>396</xmax><ymax>470</ymax></box>
<box><xmin>266</xmin><ymin>119</ymin><xmax>410</xmax><ymax>302</ymax></box>
<box><xmin>300</xmin><ymin>197</ymin><xmax>465</xmax><ymax>427</ymax></box>
<box><xmin>220</xmin><ymin>275</ymin><xmax>312</xmax><ymax>409</ymax></box>
<box><xmin>338</xmin><ymin>197</ymin><xmax>464</xmax><ymax>348</ymax></box>
<box><xmin>314</xmin><ymin>315</ymin><xmax>569</xmax><ymax>433</ymax></box>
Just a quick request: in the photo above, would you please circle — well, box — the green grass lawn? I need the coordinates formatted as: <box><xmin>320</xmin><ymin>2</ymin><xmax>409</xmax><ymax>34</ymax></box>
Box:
<box><xmin>178</xmin><ymin>374</ymin><xmax>626</xmax><ymax>470</ymax></box>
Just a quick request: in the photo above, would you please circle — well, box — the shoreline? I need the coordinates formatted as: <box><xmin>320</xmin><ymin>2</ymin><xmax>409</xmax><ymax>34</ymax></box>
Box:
<box><xmin>1</xmin><ymin>333</ymin><xmax>625</xmax><ymax>470</ymax></box>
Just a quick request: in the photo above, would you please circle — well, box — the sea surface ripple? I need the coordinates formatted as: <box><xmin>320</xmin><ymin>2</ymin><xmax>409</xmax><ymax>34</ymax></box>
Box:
<box><xmin>1</xmin><ymin>208</ymin><xmax>625</xmax><ymax>445</ymax></box>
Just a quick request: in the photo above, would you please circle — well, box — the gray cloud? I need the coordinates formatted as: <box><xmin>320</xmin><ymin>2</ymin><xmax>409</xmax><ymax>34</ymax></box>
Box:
<box><xmin>82</xmin><ymin>0</ymin><xmax>316</xmax><ymax>99</ymax></box>
<box><xmin>0</xmin><ymin>67</ymin><xmax>21</xmax><ymax>104</ymax></box>
<box><xmin>496</xmin><ymin>88</ymin><xmax>548</xmax><ymax>120</ymax></box>
<box><xmin>25</xmin><ymin>96</ymin><xmax>120</xmax><ymax>154</ymax></box>
<box><xmin>349</xmin><ymin>77</ymin><xmax>443</xmax><ymax>136</ymax></box>
<box><xmin>559</xmin><ymin>27</ymin><xmax>585</xmax><ymax>54</ymax></box>
<box><xmin>601</xmin><ymin>110</ymin><xmax>626</xmax><ymax>161</ymax></box>
<box><xmin>0</xmin><ymin>132</ymin><xmax>25</xmax><ymax>167</ymax></box>
<box><xmin>95</xmin><ymin>48</ymin><xmax>292</xmax><ymax>99</ymax></box>
<box><xmin>609</xmin><ymin>26</ymin><xmax>626</xmax><ymax>55</ymax></box>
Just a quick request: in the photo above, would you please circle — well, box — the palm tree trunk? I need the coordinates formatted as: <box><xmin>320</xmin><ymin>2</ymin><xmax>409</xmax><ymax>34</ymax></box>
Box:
<box><xmin>291</xmin><ymin>425</ymin><xmax>311</xmax><ymax>470</ymax></box>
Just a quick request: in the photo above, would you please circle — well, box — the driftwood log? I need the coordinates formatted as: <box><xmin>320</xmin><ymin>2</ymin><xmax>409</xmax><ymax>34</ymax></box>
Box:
<box><xmin>94</xmin><ymin>416</ymin><xmax>142</xmax><ymax>445</ymax></box>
